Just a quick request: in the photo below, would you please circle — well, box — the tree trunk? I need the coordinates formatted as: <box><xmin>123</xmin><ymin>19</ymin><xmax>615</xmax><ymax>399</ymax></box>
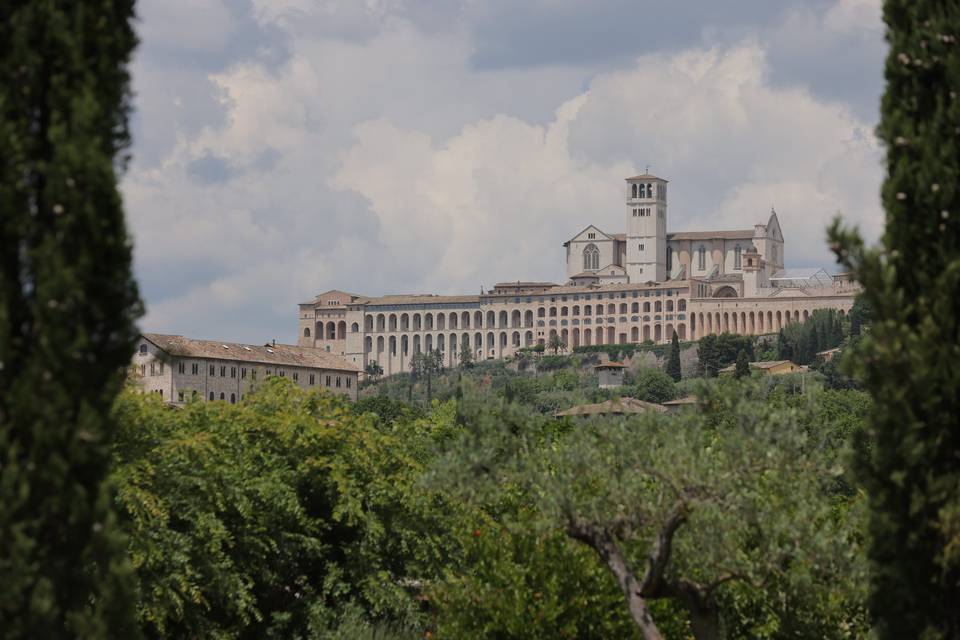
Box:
<box><xmin>686</xmin><ymin>599</ymin><xmax>720</xmax><ymax>640</ymax></box>
<box><xmin>567</xmin><ymin>521</ymin><xmax>664</xmax><ymax>640</ymax></box>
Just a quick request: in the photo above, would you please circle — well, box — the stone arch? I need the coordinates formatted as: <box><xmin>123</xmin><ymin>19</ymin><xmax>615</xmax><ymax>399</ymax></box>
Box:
<box><xmin>303</xmin><ymin>327</ymin><xmax>311</xmax><ymax>338</ymax></box>
<box><xmin>572</xmin><ymin>328</ymin><xmax>581</xmax><ymax>348</ymax></box>
<box><xmin>499</xmin><ymin>310</ymin><xmax>508</xmax><ymax>327</ymax></box>
<box><xmin>487</xmin><ymin>310</ymin><xmax>496</xmax><ymax>327</ymax></box>
<box><xmin>524</xmin><ymin>331</ymin><xmax>534</xmax><ymax>347</ymax></box>
<box><xmin>475</xmin><ymin>311</ymin><xmax>484</xmax><ymax>328</ymax></box>
<box><xmin>584</xmin><ymin>328</ymin><xmax>592</xmax><ymax>346</ymax></box>
<box><xmin>413</xmin><ymin>335</ymin><xmax>421</xmax><ymax>354</ymax></box>
<box><xmin>351</xmin><ymin>322</ymin><xmax>359</xmax><ymax>333</ymax></box>
<box><xmin>524</xmin><ymin>310</ymin><xmax>534</xmax><ymax>327</ymax></box>
<box><xmin>376</xmin><ymin>314</ymin><xmax>385</xmax><ymax>332</ymax></box>
<box><xmin>461</xmin><ymin>311</ymin><xmax>470</xmax><ymax>329</ymax></box>
<box><xmin>363</xmin><ymin>317</ymin><xmax>373</xmax><ymax>333</ymax></box>
<box><xmin>512</xmin><ymin>310</ymin><xmax>522</xmax><ymax>327</ymax></box>
<box><xmin>401</xmin><ymin>313</ymin><xmax>410</xmax><ymax>331</ymax></box>
<box><xmin>631</xmin><ymin>326</ymin><xmax>639</xmax><ymax>341</ymax></box>
<box><xmin>437</xmin><ymin>314</ymin><xmax>446</xmax><ymax>330</ymax></box>
<box><xmin>678</xmin><ymin>324</ymin><xmax>687</xmax><ymax>340</ymax></box>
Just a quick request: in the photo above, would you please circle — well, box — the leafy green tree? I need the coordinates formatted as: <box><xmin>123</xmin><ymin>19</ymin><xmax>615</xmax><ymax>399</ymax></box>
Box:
<box><xmin>458</xmin><ymin>335</ymin><xmax>474</xmax><ymax>369</ymax></box>
<box><xmin>848</xmin><ymin>295</ymin><xmax>872</xmax><ymax>337</ymax></box>
<box><xmin>0</xmin><ymin>3</ymin><xmax>143</xmax><ymax>636</ymax></box>
<box><xmin>666</xmin><ymin>331</ymin><xmax>682</xmax><ymax>382</ymax></box>
<box><xmin>828</xmin><ymin>2</ymin><xmax>960</xmax><ymax>636</ymax></box>
<box><xmin>697</xmin><ymin>333</ymin><xmax>754</xmax><ymax>377</ymax></box>
<box><xmin>412</xmin><ymin>350</ymin><xmax>444</xmax><ymax>403</ymax></box>
<box><xmin>548</xmin><ymin>334</ymin><xmax>567</xmax><ymax>355</ymax></box>
<box><xmin>365</xmin><ymin>360</ymin><xmax>384</xmax><ymax>381</ymax></box>
<box><xmin>734</xmin><ymin>349</ymin><xmax>750</xmax><ymax>379</ymax></box>
<box><xmin>631</xmin><ymin>369</ymin><xmax>677</xmax><ymax>404</ymax></box>
<box><xmin>112</xmin><ymin>379</ymin><xmax>455</xmax><ymax>638</ymax></box>
<box><xmin>432</xmin><ymin>383</ymin><xmax>869</xmax><ymax>639</ymax></box>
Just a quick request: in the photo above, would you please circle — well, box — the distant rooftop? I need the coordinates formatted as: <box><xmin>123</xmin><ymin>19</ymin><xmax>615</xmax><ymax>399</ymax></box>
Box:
<box><xmin>555</xmin><ymin>397</ymin><xmax>667</xmax><ymax>417</ymax></box>
<box><xmin>143</xmin><ymin>333</ymin><xmax>360</xmax><ymax>372</ymax></box>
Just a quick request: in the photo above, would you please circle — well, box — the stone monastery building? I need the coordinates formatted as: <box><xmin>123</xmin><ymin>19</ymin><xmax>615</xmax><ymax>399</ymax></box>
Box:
<box><xmin>299</xmin><ymin>174</ymin><xmax>858</xmax><ymax>375</ymax></box>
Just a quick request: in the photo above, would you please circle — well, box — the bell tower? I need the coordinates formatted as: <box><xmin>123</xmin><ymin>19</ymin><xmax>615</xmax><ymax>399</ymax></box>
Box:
<box><xmin>625</xmin><ymin>173</ymin><xmax>668</xmax><ymax>282</ymax></box>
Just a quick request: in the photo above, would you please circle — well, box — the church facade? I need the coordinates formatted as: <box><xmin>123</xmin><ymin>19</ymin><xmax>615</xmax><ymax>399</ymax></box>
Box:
<box><xmin>299</xmin><ymin>174</ymin><xmax>858</xmax><ymax>374</ymax></box>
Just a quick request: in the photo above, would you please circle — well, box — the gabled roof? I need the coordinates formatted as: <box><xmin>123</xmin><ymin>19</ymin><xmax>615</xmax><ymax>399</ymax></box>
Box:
<box><xmin>563</xmin><ymin>224</ymin><xmax>614</xmax><ymax>246</ymax></box>
<box><xmin>555</xmin><ymin>397</ymin><xmax>667</xmax><ymax>417</ymax></box>
<box><xmin>142</xmin><ymin>334</ymin><xmax>361</xmax><ymax>372</ymax></box>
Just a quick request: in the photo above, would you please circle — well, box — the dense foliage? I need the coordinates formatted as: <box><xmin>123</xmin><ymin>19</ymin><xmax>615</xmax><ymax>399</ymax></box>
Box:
<box><xmin>828</xmin><ymin>1</ymin><xmax>960</xmax><ymax>637</ymax></box>
<box><xmin>696</xmin><ymin>333</ymin><xmax>755</xmax><ymax>377</ymax></box>
<box><xmin>776</xmin><ymin>309</ymin><xmax>845</xmax><ymax>365</ymax></box>
<box><xmin>0</xmin><ymin>3</ymin><xmax>143</xmax><ymax>637</ymax></box>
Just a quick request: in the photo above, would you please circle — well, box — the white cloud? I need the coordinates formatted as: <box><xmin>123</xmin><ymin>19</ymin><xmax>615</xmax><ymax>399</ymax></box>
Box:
<box><xmin>124</xmin><ymin>1</ymin><xmax>885</xmax><ymax>343</ymax></box>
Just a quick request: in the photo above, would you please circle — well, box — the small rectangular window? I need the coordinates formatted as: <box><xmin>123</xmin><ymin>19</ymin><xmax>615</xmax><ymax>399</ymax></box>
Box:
<box><xmin>251</xmin><ymin>369</ymin><xmax>257</xmax><ymax>380</ymax></box>
<box><xmin>150</xmin><ymin>363</ymin><xmax>155</xmax><ymax>375</ymax></box>
<box><xmin>336</xmin><ymin>377</ymin><xmax>341</xmax><ymax>388</ymax></box>
<box><xmin>279</xmin><ymin>369</ymin><xmax>285</xmax><ymax>377</ymax></box>
<box><xmin>220</xmin><ymin>365</ymin><xmax>226</xmax><ymax>377</ymax></box>
<box><xmin>241</xmin><ymin>367</ymin><xmax>246</xmax><ymax>379</ymax></box>
<box><xmin>292</xmin><ymin>372</ymin><xmax>299</xmax><ymax>382</ymax></box>
<box><xmin>178</xmin><ymin>391</ymin><xmax>185</xmax><ymax>402</ymax></box>
<box><xmin>230</xmin><ymin>367</ymin><xmax>236</xmax><ymax>378</ymax></box>
<box><xmin>326</xmin><ymin>376</ymin><xmax>331</xmax><ymax>387</ymax></box>
<box><xmin>159</xmin><ymin>363</ymin><xmax>164</xmax><ymax>375</ymax></box>
<box><xmin>192</xmin><ymin>363</ymin><xmax>199</xmax><ymax>375</ymax></box>
<box><xmin>309</xmin><ymin>373</ymin><xmax>315</xmax><ymax>385</ymax></box>
<box><xmin>346</xmin><ymin>377</ymin><xmax>352</xmax><ymax>389</ymax></box>
<box><xmin>178</xmin><ymin>362</ymin><xmax>185</xmax><ymax>374</ymax></box>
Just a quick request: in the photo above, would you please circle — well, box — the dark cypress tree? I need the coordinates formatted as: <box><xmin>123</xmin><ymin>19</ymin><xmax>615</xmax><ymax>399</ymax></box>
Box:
<box><xmin>829</xmin><ymin>2</ymin><xmax>960</xmax><ymax>636</ymax></box>
<box><xmin>0</xmin><ymin>3</ymin><xmax>142</xmax><ymax>637</ymax></box>
<box><xmin>734</xmin><ymin>349</ymin><xmax>750</xmax><ymax>379</ymax></box>
<box><xmin>776</xmin><ymin>329</ymin><xmax>792</xmax><ymax>362</ymax></box>
<box><xmin>666</xmin><ymin>330</ymin><xmax>682</xmax><ymax>381</ymax></box>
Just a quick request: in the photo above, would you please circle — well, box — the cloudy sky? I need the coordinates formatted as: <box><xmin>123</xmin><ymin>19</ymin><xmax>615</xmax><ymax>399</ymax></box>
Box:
<box><xmin>124</xmin><ymin>0</ymin><xmax>888</xmax><ymax>343</ymax></box>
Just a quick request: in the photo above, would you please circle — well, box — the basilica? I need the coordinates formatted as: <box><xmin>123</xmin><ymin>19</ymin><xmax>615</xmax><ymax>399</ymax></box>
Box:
<box><xmin>298</xmin><ymin>174</ymin><xmax>858</xmax><ymax>375</ymax></box>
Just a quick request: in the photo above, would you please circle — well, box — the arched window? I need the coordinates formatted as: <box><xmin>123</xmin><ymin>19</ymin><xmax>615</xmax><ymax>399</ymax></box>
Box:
<box><xmin>303</xmin><ymin>327</ymin><xmax>311</xmax><ymax>337</ymax></box>
<box><xmin>583</xmin><ymin>243</ymin><xmax>600</xmax><ymax>271</ymax></box>
<box><xmin>639</xmin><ymin>184</ymin><xmax>646</xmax><ymax>198</ymax></box>
<box><xmin>230</xmin><ymin>393</ymin><xmax>236</xmax><ymax>404</ymax></box>
<box><xmin>647</xmin><ymin>183</ymin><xmax>653</xmax><ymax>198</ymax></box>
<box><xmin>632</xmin><ymin>183</ymin><xmax>638</xmax><ymax>198</ymax></box>
<box><xmin>139</xmin><ymin>344</ymin><xmax>147</xmax><ymax>355</ymax></box>
<box><xmin>351</xmin><ymin>322</ymin><xmax>359</xmax><ymax>333</ymax></box>
<box><xmin>697</xmin><ymin>246</ymin><xmax>706</xmax><ymax>271</ymax></box>
<box><xmin>734</xmin><ymin>244</ymin><xmax>742</xmax><ymax>269</ymax></box>
<box><xmin>666</xmin><ymin>246</ymin><xmax>673</xmax><ymax>272</ymax></box>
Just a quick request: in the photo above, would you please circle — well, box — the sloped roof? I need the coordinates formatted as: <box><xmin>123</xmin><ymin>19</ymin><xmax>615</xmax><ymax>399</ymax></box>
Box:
<box><xmin>594</xmin><ymin>362</ymin><xmax>628</xmax><ymax>369</ymax></box>
<box><xmin>143</xmin><ymin>334</ymin><xmax>361</xmax><ymax>372</ymax></box>
<box><xmin>667</xmin><ymin>230</ymin><xmax>754</xmax><ymax>241</ymax></box>
<box><xmin>359</xmin><ymin>294</ymin><xmax>481</xmax><ymax>306</ymax></box>
<box><xmin>719</xmin><ymin>360</ymin><xmax>796</xmax><ymax>372</ymax></box>
<box><xmin>555</xmin><ymin>397</ymin><xmax>668</xmax><ymax>417</ymax></box>
<box><xmin>626</xmin><ymin>174</ymin><xmax>668</xmax><ymax>182</ymax></box>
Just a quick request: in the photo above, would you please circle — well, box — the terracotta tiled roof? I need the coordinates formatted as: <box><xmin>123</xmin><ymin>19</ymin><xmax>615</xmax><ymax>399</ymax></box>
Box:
<box><xmin>626</xmin><ymin>174</ymin><xmax>667</xmax><ymax>182</ymax></box>
<box><xmin>492</xmin><ymin>282</ymin><xmax>559</xmax><ymax>288</ymax></box>
<box><xmin>143</xmin><ymin>334</ymin><xmax>360</xmax><ymax>372</ymax></box>
<box><xmin>555</xmin><ymin>397</ymin><xmax>667</xmax><ymax>417</ymax></box>
<box><xmin>667</xmin><ymin>230</ymin><xmax>755</xmax><ymax>241</ymax></box>
<box><xmin>719</xmin><ymin>360</ymin><xmax>795</xmax><ymax>373</ymax></box>
<box><xmin>358</xmin><ymin>294</ymin><xmax>482</xmax><ymax>306</ymax></box>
